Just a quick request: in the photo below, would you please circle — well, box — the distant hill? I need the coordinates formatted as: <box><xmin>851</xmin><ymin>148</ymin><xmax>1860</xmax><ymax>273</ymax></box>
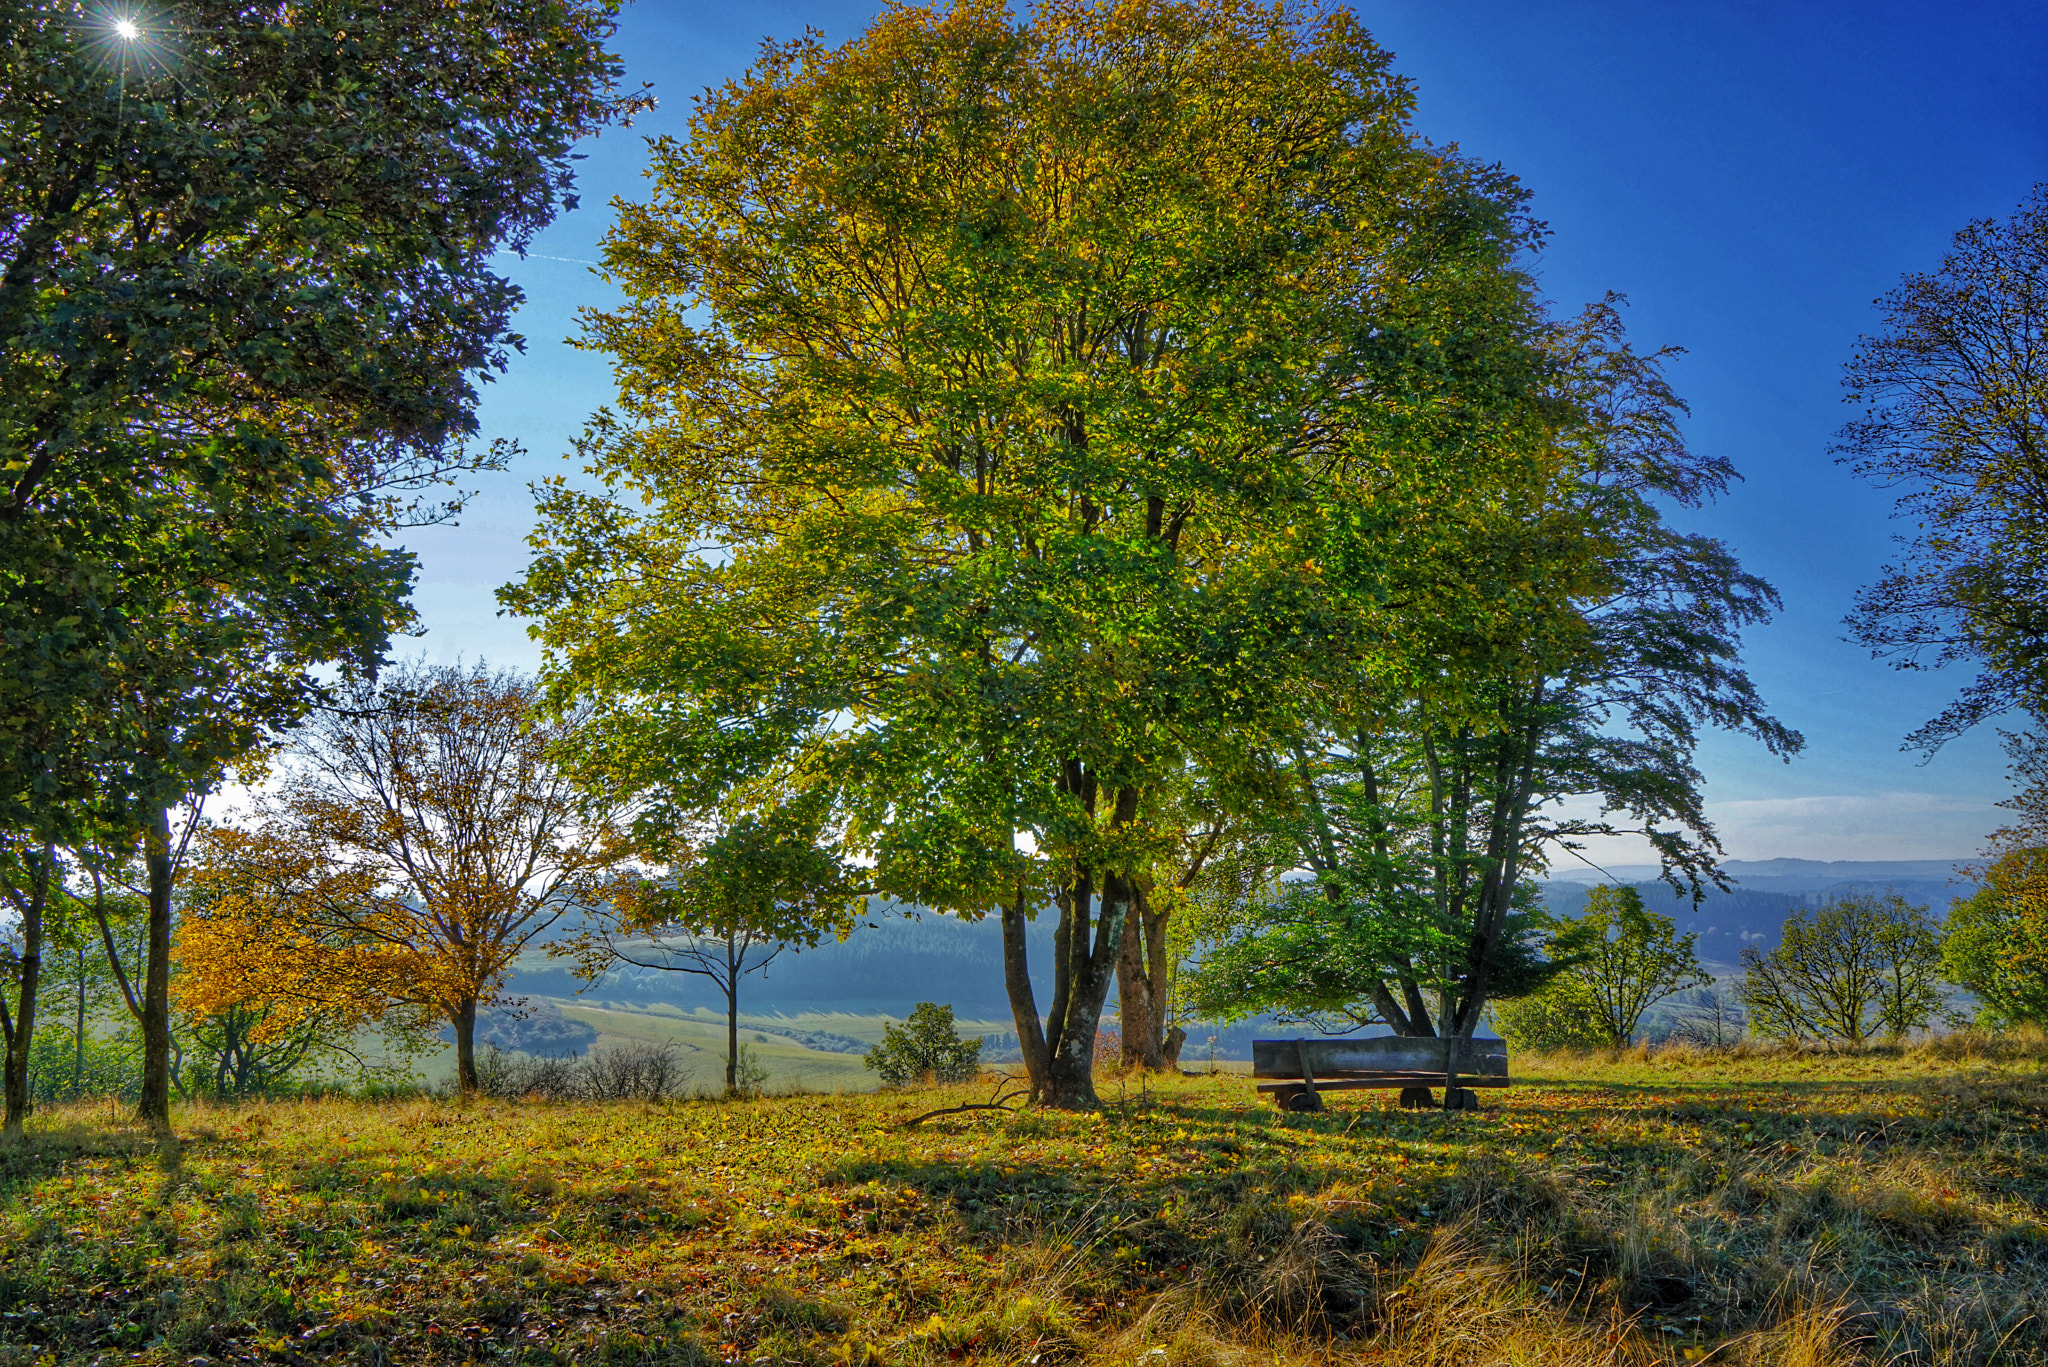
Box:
<box><xmin>1538</xmin><ymin>860</ymin><xmax>1977</xmax><ymax>969</ymax></box>
<box><xmin>1543</xmin><ymin>858</ymin><xmax>1972</xmax><ymax>893</ymax></box>
<box><xmin>505</xmin><ymin>910</ymin><xmax>1362</xmax><ymax>1061</ymax></box>
<box><xmin>510</xmin><ymin>912</ymin><xmax>1054</xmax><ymax>1019</ymax></box>
<box><xmin>501</xmin><ymin>860</ymin><xmax>1979</xmax><ymax>1046</ymax></box>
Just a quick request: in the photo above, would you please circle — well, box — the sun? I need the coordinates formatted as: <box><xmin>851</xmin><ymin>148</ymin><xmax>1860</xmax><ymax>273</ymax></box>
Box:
<box><xmin>114</xmin><ymin>18</ymin><xmax>138</xmax><ymax>38</ymax></box>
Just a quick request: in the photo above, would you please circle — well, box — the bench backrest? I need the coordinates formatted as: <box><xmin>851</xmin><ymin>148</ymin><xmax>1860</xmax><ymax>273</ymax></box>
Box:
<box><xmin>1251</xmin><ymin>1036</ymin><xmax>1509</xmax><ymax>1079</ymax></box>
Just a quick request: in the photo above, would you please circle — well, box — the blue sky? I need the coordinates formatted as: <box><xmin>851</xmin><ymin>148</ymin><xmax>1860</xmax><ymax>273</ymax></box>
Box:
<box><xmin>403</xmin><ymin>0</ymin><xmax>2048</xmax><ymax>864</ymax></box>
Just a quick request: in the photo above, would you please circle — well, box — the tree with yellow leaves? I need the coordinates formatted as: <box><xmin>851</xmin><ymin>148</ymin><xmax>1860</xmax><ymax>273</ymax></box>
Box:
<box><xmin>174</xmin><ymin>823</ymin><xmax>422</xmax><ymax>1095</ymax></box>
<box><xmin>177</xmin><ymin>662</ymin><xmax>628</xmax><ymax>1095</ymax></box>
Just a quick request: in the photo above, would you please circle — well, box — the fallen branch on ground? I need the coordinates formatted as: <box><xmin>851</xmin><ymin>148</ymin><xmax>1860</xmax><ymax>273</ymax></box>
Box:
<box><xmin>896</xmin><ymin>1076</ymin><xmax>1030</xmax><ymax>1129</ymax></box>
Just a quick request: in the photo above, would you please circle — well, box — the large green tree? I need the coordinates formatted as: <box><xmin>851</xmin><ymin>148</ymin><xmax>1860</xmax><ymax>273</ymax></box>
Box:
<box><xmin>1181</xmin><ymin>304</ymin><xmax>1799</xmax><ymax>1050</ymax></box>
<box><xmin>1</xmin><ymin>0</ymin><xmax>644</xmax><ymax>1128</ymax></box>
<box><xmin>509</xmin><ymin>0</ymin><xmax>1558</xmax><ymax>1107</ymax></box>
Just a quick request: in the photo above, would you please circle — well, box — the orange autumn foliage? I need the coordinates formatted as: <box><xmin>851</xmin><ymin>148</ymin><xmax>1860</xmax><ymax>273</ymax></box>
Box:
<box><xmin>174</xmin><ymin>663</ymin><xmax>631</xmax><ymax>1091</ymax></box>
<box><xmin>174</xmin><ymin>823</ymin><xmax>431</xmax><ymax>1047</ymax></box>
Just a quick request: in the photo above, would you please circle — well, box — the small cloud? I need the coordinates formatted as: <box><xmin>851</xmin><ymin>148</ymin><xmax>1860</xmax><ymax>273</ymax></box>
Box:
<box><xmin>1548</xmin><ymin>791</ymin><xmax>1995</xmax><ymax>865</ymax></box>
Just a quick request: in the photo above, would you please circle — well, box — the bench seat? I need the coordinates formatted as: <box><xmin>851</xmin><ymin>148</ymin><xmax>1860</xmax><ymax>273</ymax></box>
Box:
<box><xmin>1253</xmin><ymin>1074</ymin><xmax>1510</xmax><ymax>1093</ymax></box>
<box><xmin>1252</xmin><ymin>1036</ymin><xmax>1512</xmax><ymax>1111</ymax></box>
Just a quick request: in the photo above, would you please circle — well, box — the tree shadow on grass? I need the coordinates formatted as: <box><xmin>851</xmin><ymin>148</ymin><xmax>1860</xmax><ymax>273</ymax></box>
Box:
<box><xmin>0</xmin><ymin>1116</ymin><xmax>162</xmax><ymax>1204</ymax></box>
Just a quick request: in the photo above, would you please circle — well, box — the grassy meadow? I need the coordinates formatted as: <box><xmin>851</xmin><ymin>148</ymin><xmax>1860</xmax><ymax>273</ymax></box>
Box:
<box><xmin>0</xmin><ymin>1039</ymin><xmax>2044</xmax><ymax>1365</ymax></box>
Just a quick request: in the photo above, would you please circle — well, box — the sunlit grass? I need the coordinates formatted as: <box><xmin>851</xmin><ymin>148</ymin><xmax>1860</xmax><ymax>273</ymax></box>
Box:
<box><xmin>0</xmin><ymin>1042</ymin><xmax>2043</xmax><ymax>1364</ymax></box>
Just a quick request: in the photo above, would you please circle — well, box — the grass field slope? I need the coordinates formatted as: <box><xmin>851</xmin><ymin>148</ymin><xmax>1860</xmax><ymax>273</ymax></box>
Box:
<box><xmin>0</xmin><ymin>1038</ymin><xmax>2043</xmax><ymax>1365</ymax></box>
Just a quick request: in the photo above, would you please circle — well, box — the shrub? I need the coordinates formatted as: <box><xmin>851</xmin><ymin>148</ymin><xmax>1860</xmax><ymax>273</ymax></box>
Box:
<box><xmin>474</xmin><ymin>1041</ymin><xmax>686</xmax><ymax>1101</ymax></box>
<box><xmin>864</xmin><ymin>1002</ymin><xmax>983</xmax><ymax>1086</ymax></box>
<box><xmin>1492</xmin><ymin>983</ymin><xmax>1608</xmax><ymax>1051</ymax></box>
<box><xmin>733</xmin><ymin>1043</ymin><xmax>770</xmax><ymax>1097</ymax></box>
<box><xmin>581</xmin><ymin>1041</ymin><xmax>686</xmax><ymax>1100</ymax></box>
<box><xmin>26</xmin><ymin>1027</ymin><xmax>140</xmax><ymax>1101</ymax></box>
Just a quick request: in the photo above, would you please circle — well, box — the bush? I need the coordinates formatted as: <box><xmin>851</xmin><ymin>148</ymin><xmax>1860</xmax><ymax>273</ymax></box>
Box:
<box><xmin>26</xmin><ymin>1027</ymin><xmax>140</xmax><ymax>1101</ymax></box>
<box><xmin>474</xmin><ymin>1041</ymin><xmax>687</xmax><ymax>1101</ymax></box>
<box><xmin>864</xmin><ymin>1002</ymin><xmax>983</xmax><ymax>1086</ymax></box>
<box><xmin>1492</xmin><ymin>984</ymin><xmax>1609</xmax><ymax>1052</ymax></box>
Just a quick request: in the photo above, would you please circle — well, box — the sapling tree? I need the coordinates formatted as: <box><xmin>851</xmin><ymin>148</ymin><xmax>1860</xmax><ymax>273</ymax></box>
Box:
<box><xmin>1494</xmin><ymin>886</ymin><xmax>1706</xmax><ymax>1048</ymax></box>
<box><xmin>1561</xmin><ymin>886</ymin><xmax>1709</xmax><ymax>1045</ymax></box>
<box><xmin>565</xmin><ymin>808</ymin><xmax>863</xmax><ymax>1095</ymax></box>
<box><xmin>865</xmin><ymin>1004</ymin><xmax>985</xmax><ymax>1088</ymax></box>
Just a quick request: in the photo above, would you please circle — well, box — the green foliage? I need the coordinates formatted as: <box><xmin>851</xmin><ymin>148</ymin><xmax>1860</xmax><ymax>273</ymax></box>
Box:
<box><xmin>1172</xmin><ymin>300</ymin><xmax>1799</xmax><ymax>1047</ymax></box>
<box><xmin>1493</xmin><ymin>886</ymin><xmax>1706</xmax><ymax>1049</ymax></box>
<box><xmin>2</xmin><ymin>0</ymin><xmax>643</xmax><ymax>1126</ymax></box>
<box><xmin>863</xmin><ymin>1003</ymin><xmax>984</xmax><ymax>1088</ymax></box>
<box><xmin>1567</xmin><ymin>886</ymin><xmax>1708</xmax><ymax>1045</ymax></box>
<box><xmin>26</xmin><ymin>1026</ymin><xmax>139</xmax><ymax>1103</ymax></box>
<box><xmin>1742</xmin><ymin>892</ymin><xmax>1947</xmax><ymax>1043</ymax></box>
<box><xmin>1490</xmin><ymin>986</ymin><xmax>1609</xmax><ymax>1052</ymax></box>
<box><xmin>1942</xmin><ymin>847</ymin><xmax>2048</xmax><ymax>1028</ymax></box>
<box><xmin>1184</xmin><ymin>871</ymin><xmax>1555</xmax><ymax>1032</ymax></box>
<box><xmin>1</xmin><ymin>0</ymin><xmax>645</xmax><ymax>838</ymax></box>
<box><xmin>1840</xmin><ymin>184</ymin><xmax>2048</xmax><ymax>747</ymax></box>
<box><xmin>506</xmin><ymin>0</ymin><xmax>1558</xmax><ymax>1105</ymax></box>
<box><xmin>179</xmin><ymin>1002</ymin><xmax>355</xmax><ymax>1100</ymax></box>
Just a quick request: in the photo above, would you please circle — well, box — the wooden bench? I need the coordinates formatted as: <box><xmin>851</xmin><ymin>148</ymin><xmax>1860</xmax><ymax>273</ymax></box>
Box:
<box><xmin>1252</xmin><ymin>1036</ymin><xmax>1511</xmax><ymax>1112</ymax></box>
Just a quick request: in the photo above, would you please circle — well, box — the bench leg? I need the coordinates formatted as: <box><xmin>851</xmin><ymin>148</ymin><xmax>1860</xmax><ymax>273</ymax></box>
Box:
<box><xmin>1398</xmin><ymin>1086</ymin><xmax>1436</xmax><ymax>1110</ymax></box>
<box><xmin>1270</xmin><ymin>1086</ymin><xmax>1324</xmax><ymax>1112</ymax></box>
<box><xmin>1446</xmin><ymin>1088</ymin><xmax>1479</xmax><ymax>1111</ymax></box>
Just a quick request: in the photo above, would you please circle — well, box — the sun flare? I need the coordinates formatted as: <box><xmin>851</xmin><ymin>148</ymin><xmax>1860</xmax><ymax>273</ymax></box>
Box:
<box><xmin>114</xmin><ymin>18</ymin><xmax>138</xmax><ymax>38</ymax></box>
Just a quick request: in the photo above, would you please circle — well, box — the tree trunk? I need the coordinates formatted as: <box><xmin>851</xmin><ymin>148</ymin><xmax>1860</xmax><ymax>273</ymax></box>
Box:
<box><xmin>137</xmin><ymin>807</ymin><xmax>175</xmax><ymax>1134</ymax></box>
<box><xmin>1115</xmin><ymin>901</ymin><xmax>1156</xmax><ymax>1071</ymax></box>
<box><xmin>1039</xmin><ymin>869</ymin><xmax>1134</xmax><ymax>1109</ymax></box>
<box><xmin>1116</xmin><ymin>881</ymin><xmax>1172</xmax><ymax>1071</ymax></box>
<box><xmin>1001</xmin><ymin>888</ymin><xmax>1052</xmax><ymax>1101</ymax></box>
<box><xmin>725</xmin><ymin>984</ymin><xmax>740</xmax><ymax>1094</ymax></box>
<box><xmin>3</xmin><ymin>850</ymin><xmax>50</xmax><ymax>1142</ymax></box>
<box><xmin>1144</xmin><ymin>889</ymin><xmax>1172</xmax><ymax>1061</ymax></box>
<box><xmin>73</xmin><ymin>947</ymin><xmax>85</xmax><ymax>1099</ymax></box>
<box><xmin>452</xmin><ymin>995</ymin><xmax>479</xmax><ymax>1098</ymax></box>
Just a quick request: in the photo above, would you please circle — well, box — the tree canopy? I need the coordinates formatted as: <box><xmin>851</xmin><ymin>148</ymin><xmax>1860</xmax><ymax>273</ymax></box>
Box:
<box><xmin>507</xmin><ymin>0</ymin><xmax>1585</xmax><ymax>1107</ymax></box>
<box><xmin>1172</xmin><ymin>301</ymin><xmax>1796</xmax><ymax>1047</ymax></box>
<box><xmin>1</xmin><ymin>0</ymin><xmax>646</xmax><ymax>1126</ymax></box>
<box><xmin>1840</xmin><ymin>183</ymin><xmax>2048</xmax><ymax>751</ymax></box>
